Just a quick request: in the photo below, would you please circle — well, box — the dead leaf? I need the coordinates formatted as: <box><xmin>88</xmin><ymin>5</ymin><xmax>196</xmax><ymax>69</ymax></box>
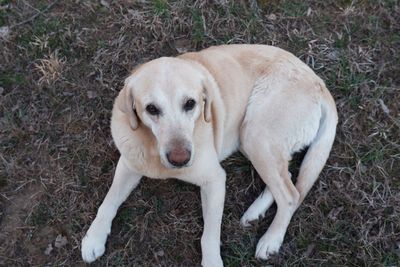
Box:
<box><xmin>327</xmin><ymin>51</ymin><xmax>340</xmax><ymax>61</ymax></box>
<box><xmin>175</xmin><ymin>39</ymin><xmax>191</xmax><ymax>54</ymax></box>
<box><xmin>155</xmin><ymin>250</ymin><xmax>164</xmax><ymax>257</ymax></box>
<box><xmin>378</xmin><ymin>99</ymin><xmax>390</xmax><ymax>114</ymax></box>
<box><xmin>267</xmin><ymin>13</ymin><xmax>277</xmax><ymax>20</ymax></box>
<box><xmin>100</xmin><ymin>0</ymin><xmax>110</xmax><ymax>8</ymax></box>
<box><xmin>307</xmin><ymin>7</ymin><xmax>312</xmax><ymax>16</ymax></box>
<box><xmin>87</xmin><ymin>90</ymin><xmax>97</xmax><ymax>99</ymax></box>
<box><xmin>54</xmin><ymin>234</ymin><xmax>67</xmax><ymax>249</ymax></box>
<box><xmin>128</xmin><ymin>9</ymin><xmax>142</xmax><ymax>20</ymax></box>
<box><xmin>12</xmin><ymin>104</ymin><xmax>19</xmax><ymax>112</ymax></box>
<box><xmin>0</xmin><ymin>26</ymin><xmax>10</xmax><ymax>40</ymax></box>
<box><xmin>303</xmin><ymin>243</ymin><xmax>315</xmax><ymax>257</ymax></box>
<box><xmin>44</xmin><ymin>243</ymin><xmax>53</xmax><ymax>255</ymax></box>
<box><xmin>328</xmin><ymin>206</ymin><xmax>344</xmax><ymax>221</ymax></box>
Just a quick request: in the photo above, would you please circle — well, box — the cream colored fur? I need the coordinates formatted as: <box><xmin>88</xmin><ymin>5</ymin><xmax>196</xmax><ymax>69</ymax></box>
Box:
<box><xmin>81</xmin><ymin>44</ymin><xmax>338</xmax><ymax>266</ymax></box>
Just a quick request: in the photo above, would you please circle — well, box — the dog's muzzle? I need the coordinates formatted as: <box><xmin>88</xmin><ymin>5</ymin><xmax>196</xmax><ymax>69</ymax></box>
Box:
<box><xmin>166</xmin><ymin>148</ymin><xmax>191</xmax><ymax>167</ymax></box>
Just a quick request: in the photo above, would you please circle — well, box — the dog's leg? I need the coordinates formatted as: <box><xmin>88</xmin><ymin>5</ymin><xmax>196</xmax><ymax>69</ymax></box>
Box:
<box><xmin>200</xmin><ymin>166</ymin><xmax>226</xmax><ymax>267</ymax></box>
<box><xmin>240</xmin><ymin>171</ymin><xmax>292</xmax><ymax>226</ymax></box>
<box><xmin>252</xmin><ymin>154</ymin><xmax>299</xmax><ymax>260</ymax></box>
<box><xmin>240</xmin><ymin>186</ymin><xmax>274</xmax><ymax>226</ymax></box>
<box><xmin>242</xmin><ymin>140</ymin><xmax>299</xmax><ymax>259</ymax></box>
<box><xmin>81</xmin><ymin>157</ymin><xmax>142</xmax><ymax>263</ymax></box>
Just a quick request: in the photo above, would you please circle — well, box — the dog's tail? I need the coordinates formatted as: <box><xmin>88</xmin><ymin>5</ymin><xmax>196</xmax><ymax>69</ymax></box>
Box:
<box><xmin>296</xmin><ymin>92</ymin><xmax>338</xmax><ymax>204</ymax></box>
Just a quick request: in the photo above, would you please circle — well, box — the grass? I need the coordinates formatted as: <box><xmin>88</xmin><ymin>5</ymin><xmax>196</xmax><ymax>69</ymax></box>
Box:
<box><xmin>191</xmin><ymin>9</ymin><xmax>205</xmax><ymax>43</ymax></box>
<box><xmin>30</xmin><ymin>202</ymin><xmax>51</xmax><ymax>227</ymax></box>
<box><xmin>0</xmin><ymin>0</ymin><xmax>399</xmax><ymax>266</ymax></box>
<box><xmin>0</xmin><ymin>71</ymin><xmax>25</xmax><ymax>89</ymax></box>
<box><xmin>279</xmin><ymin>0</ymin><xmax>309</xmax><ymax>17</ymax></box>
<box><xmin>153</xmin><ymin>0</ymin><xmax>170</xmax><ymax>17</ymax></box>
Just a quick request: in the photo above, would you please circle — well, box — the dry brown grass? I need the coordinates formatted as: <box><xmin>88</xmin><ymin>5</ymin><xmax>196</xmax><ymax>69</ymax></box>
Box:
<box><xmin>0</xmin><ymin>0</ymin><xmax>399</xmax><ymax>266</ymax></box>
<box><xmin>34</xmin><ymin>50</ymin><xmax>66</xmax><ymax>85</ymax></box>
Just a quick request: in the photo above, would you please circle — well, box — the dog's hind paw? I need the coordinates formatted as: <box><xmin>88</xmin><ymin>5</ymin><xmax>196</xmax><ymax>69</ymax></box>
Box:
<box><xmin>240</xmin><ymin>207</ymin><xmax>265</xmax><ymax>227</ymax></box>
<box><xmin>81</xmin><ymin>233</ymin><xmax>106</xmax><ymax>263</ymax></box>
<box><xmin>240</xmin><ymin>188</ymin><xmax>274</xmax><ymax>227</ymax></box>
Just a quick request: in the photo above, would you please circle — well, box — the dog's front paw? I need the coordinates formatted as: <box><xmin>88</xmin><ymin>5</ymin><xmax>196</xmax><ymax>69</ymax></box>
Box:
<box><xmin>255</xmin><ymin>233</ymin><xmax>283</xmax><ymax>260</ymax></box>
<box><xmin>81</xmin><ymin>231</ymin><xmax>107</xmax><ymax>263</ymax></box>
<box><xmin>201</xmin><ymin>255</ymin><xmax>223</xmax><ymax>267</ymax></box>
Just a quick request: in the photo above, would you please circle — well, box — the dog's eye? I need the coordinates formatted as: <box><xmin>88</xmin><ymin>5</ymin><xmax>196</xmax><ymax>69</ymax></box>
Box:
<box><xmin>146</xmin><ymin>104</ymin><xmax>161</xmax><ymax>116</ymax></box>
<box><xmin>183</xmin><ymin>99</ymin><xmax>196</xmax><ymax>111</ymax></box>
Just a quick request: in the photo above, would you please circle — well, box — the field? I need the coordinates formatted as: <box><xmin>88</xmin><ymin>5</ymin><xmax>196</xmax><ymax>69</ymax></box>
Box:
<box><xmin>0</xmin><ymin>0</ymin><xmax>399</xmax><ymax>266</ymax></box>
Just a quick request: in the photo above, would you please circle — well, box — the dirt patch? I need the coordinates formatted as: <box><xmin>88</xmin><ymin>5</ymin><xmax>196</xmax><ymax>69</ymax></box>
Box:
<box><xmin>0</xmin><ymin>184</ymin><xmax>43</xmax><ymax>265</ymax></box>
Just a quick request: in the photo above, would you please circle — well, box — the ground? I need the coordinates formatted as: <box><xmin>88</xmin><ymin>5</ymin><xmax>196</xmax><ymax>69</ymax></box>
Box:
<box><xmin>0</xmin><ymin>0</ymin><xmax>399</xmax><ymax>266</ymax></box>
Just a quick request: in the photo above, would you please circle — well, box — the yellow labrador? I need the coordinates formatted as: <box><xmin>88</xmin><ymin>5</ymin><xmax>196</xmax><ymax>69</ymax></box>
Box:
<box><xmin>81</xmin><ymin>44</ymin><xmax>338</xmax><ymax>266</ymax></box>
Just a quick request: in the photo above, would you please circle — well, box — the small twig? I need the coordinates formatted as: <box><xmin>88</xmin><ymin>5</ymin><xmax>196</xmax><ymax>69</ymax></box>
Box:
<box><xmin>10</xmin><ymin>0</ymin><xmax>59</xmax><ymax>29</ymax></box>
<box><xmin>22</xmin><ymin>0</ymin><xmax>41</xmax><ymax>13</ymax></box>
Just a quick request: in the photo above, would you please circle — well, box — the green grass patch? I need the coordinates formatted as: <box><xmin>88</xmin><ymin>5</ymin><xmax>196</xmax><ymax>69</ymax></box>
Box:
<box><xmin>0</xmin><ymin>106</ymin><xmax>30</xmax><ymax>138</ymax></box>
<box><xmin>0</xmin><ymin>71</ymin><xmax>26</xmax><ymax>89</ymax></box>
<box><xmin>312</xmin><ymin>14</ymin><xmax>334</xmax><ymax>35</ymax></box>
<box><xmin>382</xmin><ymin>0</ymin><xmax>398</xmax><ymax>9</ymax></box>
<box><xmin>360</xmin><ymin>144</ymin><xmax>386</xmax><ymax>164</ymax></box>
<box><xmin>336</xmin><ymin>0</ymin><xmax>354</xmax><ymax>7</ymax></box>
<box><xmin>174</xmin><ymin>181</ymin><xmax>196</xmax><ymax>192</ymax></box>
<box><xmin>100</xmin><ymin>160</ymin><xmax>114</xmax><ymax>174</ymax></box>
<box><xmin>287</xmin><ymin>35</ymin><xmax>309</xmax><ymax>55</ymax></box>
<box><xmin>0</xmin><ymin>174</ymin><xmax>7</xmax><ymax>188</ymax></box>
<box><xmin>107</xmin><ymin>251</ymin><xmax>127</xmax><ymax>266</ymax></box>
<box><xmin>228</xmin><ymin>2</ymin><xmax>245</xmax><ymax>17</ymax></box>
<box><xmin>381</xmin><ymin>251</ymin><xmax>400</xmax><ymax>266</ymax></box>
<box><xmin>97</xmin><ymin>39</ymin><xmax>107</xmax><ymax>49</ymax></box>
<box><xmin>174</xmin><ymin>254</ymin><xmax>184</xmax><ymax>263</ymax></box>
<box><xmin>155</xmin><ymin>196</ymin><xmax>165</xmax><ymax>213</ymax></box>
<box><xmin>296</xmin><ymin>231</ymin><xmax>313</xmax><ymax>249</ymax></box>
<box><xmin>152</xmin><ymin>0</ymin><xmax>169</xmax><ymax>17</ymax></box>
<box><xmin>326</xmin><ymin>57</ymin><xmax>366</xmax><ymax>96</ymax></box>
<box><xmin>223</xmin><ymin>235</ymin><xmax>254</xmax><ymax>266</ymax></box>
<box><xmin>30</xmin><ymin>202</ymin><xmax>51</xmax><ymax>226</ymax></box>
<box><xmin>73</xmin><ymin>148</ymin><xmax>91</xmax><ymax>186</ymax></box>
<box><xmin>334</xmin><ymin>33</ymin><xmax>350</xmax><ymax>49</ymax></box>
<box><xmin>0</xmin><ymin>9</ymin><xmax>7</xmax><ymax>27</ymax></box>
<box><xmin>191</xmin><ymin>9</ymin><xmax>204</xmax><ymax>43</ymax></box>
<box><xmin>16</xmin><ymin>16</ymin><xmax>71</xmax><ymax>57</ymax></box>
<box><xmin>389</xmin><ymin>32</ymin><xmax>400</xmax><ymax>44</ymax></box>
<box><xmin>33</xmin><ymin>17</ymin><xmax>63</xmax><ymax>36</ymax></box>
<box><xmin>279</xmin><ymin>0</ymin><xmax>308</xmax><ymax>17</ymax></box>
<box><xmin>244</xmin><ymin>13</ymin><xmax>261</xmax><ymax>37</ymax></box>
<box><xmin>78</xmin><ymin>175</ymin><xmax>89</xmax><ymax>186</ymax></box>
<box><xmin>114</xmin><ymin>207</ymin><xmax>135</xmax><ymax>232</ymax></box>
<box><xmin>347</xmin><ymin>95</ymin><xmax>361</xmax><ymax>109</ymax></box>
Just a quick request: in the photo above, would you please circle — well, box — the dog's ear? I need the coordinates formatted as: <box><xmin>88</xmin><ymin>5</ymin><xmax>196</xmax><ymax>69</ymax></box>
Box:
<box><xmin>202</xmin><ymin>77</ymin><xmax>216</xmax><ymax>123</ymax></box>
<box><xmin>203</xmin><ymin>89</ymin><xmax>212</xmax><ymax>123</ymax></box>
<box><xmin>202</xmin><ymin>73</ymin><xmax>224</xmax><ymax>155</ymax></box>
<box><xmin>119</xmin><ymin>77</ymin><xmax>139</xmax><ymax>130</ymax></box>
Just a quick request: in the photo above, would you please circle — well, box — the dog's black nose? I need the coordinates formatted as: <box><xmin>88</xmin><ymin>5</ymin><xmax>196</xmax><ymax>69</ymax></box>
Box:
<box><xmin>167</xmin><ymin>148</ymin><xmax>191</xmax><ymax>167</ymax></box>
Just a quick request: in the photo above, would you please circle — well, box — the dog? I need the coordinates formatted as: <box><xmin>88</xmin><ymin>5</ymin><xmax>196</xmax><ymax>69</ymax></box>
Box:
<box><xmin>81</xmin><ymin>44</ymin><xmax>338</xmax><ymax>266</ymax></box>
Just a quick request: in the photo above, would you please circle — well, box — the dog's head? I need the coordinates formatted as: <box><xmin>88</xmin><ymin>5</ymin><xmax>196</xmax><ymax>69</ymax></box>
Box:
<box><xmin>118</xmin><ymin>57</ymin><xmax>213</xmax><ymax>169</ymax></box>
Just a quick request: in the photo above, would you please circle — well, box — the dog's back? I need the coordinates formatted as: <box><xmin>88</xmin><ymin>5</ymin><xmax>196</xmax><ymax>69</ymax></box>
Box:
<box><xmin>180</xmin><ymin>44</ymin><xmax>336</xmax><ymax>160</ymax></box>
